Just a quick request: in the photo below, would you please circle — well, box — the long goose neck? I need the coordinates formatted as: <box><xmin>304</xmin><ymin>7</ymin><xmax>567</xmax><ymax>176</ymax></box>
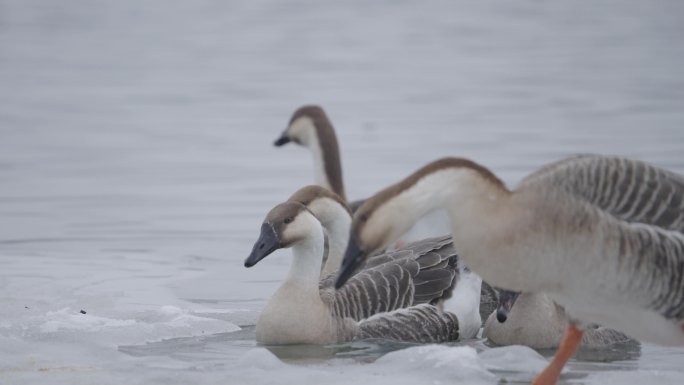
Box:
<box><xmin>308</xmin><ymin>133</ymin><xmax>330</xmax><ymax>191</ymax></box>
<box><xmin>375</xmin><ymin>166</ymin><xmax>510</xmax><ymax>247</ymax></box>
<box><xmin>320</xmin><ymin>209</ymin><xmax>352</xmax><ymax>276</ymax></box>
<box><xmin>438</xmin><ymin>169</ymin><xmax>511</xmax><ymax>232</ymax></box>
<box><xmin>308</xmin><ymin>123</ymin><xmax>346</xmax><ymax>202</ymax></box>
<box><xmin>285</xmin><ymin>226</ymin><xmax>326</xmax><ymax>291</ymax></box>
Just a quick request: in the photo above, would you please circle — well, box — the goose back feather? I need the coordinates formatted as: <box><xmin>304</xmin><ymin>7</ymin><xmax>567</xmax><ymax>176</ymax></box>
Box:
<box><xmin>519</xmin><ymin>155</ymin><xmax>684</xmax><ymax>322</ymax></box>
<box><xmin>521</xmin><ymin>154</ymin><xmax>684</xmax><ymax>231</ymax></box>
<box><xmin>320</xmin><ymin>237</ymin><xmax>458</xmax><ymax>321</ymax></box>
<box><xmin>358</xmin><ymin>303</ymin><xmax>459</xmax><ymax>343</ymax></box>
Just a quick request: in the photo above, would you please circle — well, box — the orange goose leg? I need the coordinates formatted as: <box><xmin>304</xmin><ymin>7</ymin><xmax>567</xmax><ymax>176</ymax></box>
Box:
<box><xmin>532</xmin><ymin>323</ymin><xmax>584</xmax><ymax>385</ymax></box>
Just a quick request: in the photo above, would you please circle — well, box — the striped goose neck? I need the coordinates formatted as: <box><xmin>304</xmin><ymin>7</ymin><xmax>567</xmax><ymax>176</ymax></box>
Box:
<box><xmin>287</xmin><ymin>105</ymin><xmax>347</xmax><ymax>201</ymax></box>
<box><xmin>309</xmin><ymin>118</ymin><xmax>346</xmax><ymax>202</ymax></box>
<box><xmin>288</xmin><ymin>107</ymin><xmax>347</xmax><ymax>201</ymax></box>
<box><xmin>356</xmin><ymin>158</ymin><xmax>509</xmax><ymax>253</ymax></box>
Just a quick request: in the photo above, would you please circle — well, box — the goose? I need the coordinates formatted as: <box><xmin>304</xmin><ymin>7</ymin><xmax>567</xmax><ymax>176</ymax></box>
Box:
<box><xmin>275</xmin><ymin>105</ymin><xmax>496</xmax><ymax>323</ymax></box>
<box><xmin>273</xmin><ymin>104</ymin><xmax>459</xmax><ymax>244</ymax></box>
<box><xmin>274</xmin><ymin>105</ymin><xmax>348</xmax><ymax>203</ymax></box>
<box><xmin>483</xmin><ymin>290</ymin><xmax>634</xmax><ymax>349</ymax></box>
<box><xmin>287</xmin><ymin>184</ymin><xmax>484</xmax><ymax>338</ymax></box>
<box><xmin>288</xmin><ymin>184</ymin><xmax>459</xmax><ymax>307</ymax></box>
<box><xmin>244</xmin><ymin>200</ymin><xmax>461</xmax><ymax>345</ymax></box>
<box><xmin>335</xmin><ymin>154</ymin><xmax>684</xmax><ymax>385</ymax></box>
<box><xmin>286</xmin><ymin>184</ymin><xmax>356</xmax><ymax>277</ymax></box>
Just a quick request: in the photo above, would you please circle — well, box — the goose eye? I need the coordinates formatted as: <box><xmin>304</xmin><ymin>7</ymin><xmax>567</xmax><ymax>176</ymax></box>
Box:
<box><xmin>284</xmin><ymin>217</ymin><xmax>293</xmax><ymax>224</ymax></box>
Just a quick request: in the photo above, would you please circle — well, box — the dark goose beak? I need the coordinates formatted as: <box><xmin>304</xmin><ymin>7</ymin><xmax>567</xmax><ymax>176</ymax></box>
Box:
<box><xmin>245</xmin><ymin>223</ymin><xmax>281</xmax><ymax>267</ymax></box>
<box><xmin>335</xmin><ymin>233</ymin><xmax>365</xmax><ymax>289</ymax></box>
<box><xmin>273</xmin><ymin>129</ymin><xmax>291</xmax><ymax>147</ymax></box>
<box><xmin>495</xmin><ymin>290</ymin><xmax>520</xmax><ymax>323</ymax></box>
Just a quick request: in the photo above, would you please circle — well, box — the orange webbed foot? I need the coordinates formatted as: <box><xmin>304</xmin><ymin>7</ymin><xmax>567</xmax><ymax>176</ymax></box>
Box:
<box><xmin>532</xmin><ymin>323</ymin><xmax>584</xmax><ymax>385</ymax></box>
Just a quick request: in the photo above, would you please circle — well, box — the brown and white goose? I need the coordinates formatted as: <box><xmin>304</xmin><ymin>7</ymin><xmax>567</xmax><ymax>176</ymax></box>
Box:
<box><xmin>335</xmin><ymin>154</ymin><xmax>684</xmax><ymax>385</ymax></box>
<box><xmin>483</xmin><ymin>290</ymin><xmax>634</xmax><ymax>349</ymax></box>
<box><xmin>274</xmin><ymin>106</ymin><xmax>496</xmax><ymax>324</ymax></box>
<box><xmin>244</xmin><ymin>200</ymin><xmax>460</xmax><ymax>345</ymax></box>
<box><xmin>274</xmin><ymin>105</ymin><xmax>348</xmax><ymax>203</ymax></box>
<box><xmin>286</xmin><ymin>184</ymin><xmax>355</xmax><ymax>277</ymax></box>
<box><xmin>287</xmin><ymin>185</ymin><xmax>484</xmax><ymax>338</ymax></box>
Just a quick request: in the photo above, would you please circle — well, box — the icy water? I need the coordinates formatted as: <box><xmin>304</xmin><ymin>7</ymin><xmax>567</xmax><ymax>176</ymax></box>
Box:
<box><xmin>1</xmin><ymin>0</ymin><xmax>684</xmax><ymax>384</ymax></box>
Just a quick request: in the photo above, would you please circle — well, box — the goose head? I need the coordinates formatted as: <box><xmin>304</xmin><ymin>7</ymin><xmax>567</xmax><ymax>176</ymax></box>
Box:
<box><xmin>495</xmin><ymin>289</ymin><xmax>521</xmax><ymax>323</ymax></box>
<box><xmin>335</xmin><ymin>157</ymin><xmax>506</xmax><ymax>289</ymax></box>
<box><xmin>244</xmin><ymin>201</ymin><xmax>320</xmax><ymax>267</ymax></box>
<box><xmin>287</xmin><ymin>185</ymin><xmax>352</xmax><ymax>274</ymax></box>
<box><xmin>287</xmin><ymin>185</ymin><xmax>351</xmax><ymax>228</ymax></box>
<box><xmin>274</xmin><ymin>105</ymin><xmax>328</xmax><ymax>148</ymax></box>
<box><xmin>273</xmin><ymin>106</ymin><xmax>347</xmax><ymax>201</ymax></box>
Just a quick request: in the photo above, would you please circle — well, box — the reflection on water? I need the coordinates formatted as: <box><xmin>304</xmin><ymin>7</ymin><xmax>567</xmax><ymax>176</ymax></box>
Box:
<box><xmin>263</xmin><ymin>336</ymin><xmax>643</xmax><ymax>366</ymax></box>
<box><xmin>266</xmin><ymin>339</ymin><xmax>424</xmax><ymax>364</ymax></box>
<box><xmin>573</xmin><ymin>340</ymin><xmax>642</xmax><ymax>363</ymax></box>
<box><xmin>118</xmin><ymin>327</ymin><xmax>258</xmax><ymax>365</ymax></box>
<box><xmin>119</xmin><ymin>326</ymin><xmax>420</xmax><ymax>365</ymax></box>
<box><xmin>119</xmin><ymin>324</ymin><xmax>642</xmax><ymax>370</ymax></box>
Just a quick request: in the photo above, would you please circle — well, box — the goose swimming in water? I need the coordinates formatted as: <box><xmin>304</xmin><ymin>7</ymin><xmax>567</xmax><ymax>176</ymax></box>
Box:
<box><xmin>287</xmin><ymin>185</ymin><xmax>484</xmax><ymax>338</ymax></box>
<box><xmin>245</xmin><ymin>200</ymin><xmax>461</xmax><ymax>345</ymax></box>
<box><xmin>484</xmin><ymin>290</ymin><xmax>634</xmax><ymax>349</ymax></box>
<box><xmin>335</xmin><ymin>154</ymin><xmax>684</xmax><ymax>385</ymax></box>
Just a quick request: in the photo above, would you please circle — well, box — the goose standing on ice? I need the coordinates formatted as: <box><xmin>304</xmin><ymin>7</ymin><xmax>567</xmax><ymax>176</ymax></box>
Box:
<box><xmin>244</xmin><ymin>200</ymin><xmax>461</xmax><ymax>345</ymax></box>
<box><xmin>287</xmin><ymin>185</ymin><xmax>483</xmax><ymax>339</ymax></box>
<box><xmin>335</xmin><ymin>155</ymin><xmax>684</xmax><ymax>385</ymax></box>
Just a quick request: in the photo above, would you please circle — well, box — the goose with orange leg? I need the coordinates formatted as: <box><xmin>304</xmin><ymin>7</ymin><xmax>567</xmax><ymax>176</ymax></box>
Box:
<box><xmin>335</xmin><ymin>154</ymin><xmax>684</xmax><ymax>385</ymax></box>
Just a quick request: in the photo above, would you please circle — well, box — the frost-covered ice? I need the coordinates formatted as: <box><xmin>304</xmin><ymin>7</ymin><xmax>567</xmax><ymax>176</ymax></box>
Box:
<box><xmin>480</xmin><ymin>345</ymin><xmax>551</xmax><ymax>373</ymax></box>
<box><xmin>229</xmin><ymin>345</ymin><xmax>498</xmax><ymax>385</ymax></box>
<box><xmin>222</xmin><ymin>346</ymin><xmax>503</xmax><ymax>385</ymax></box>
<box><xmin>1</xmin><ymin>0</ymin><xmax>684</xmax><ymax>384</ymax></box>
<box><xmin>35</xmin><ymin>306</ymin><xmax>238</xmax><ymax>340</ymax></box>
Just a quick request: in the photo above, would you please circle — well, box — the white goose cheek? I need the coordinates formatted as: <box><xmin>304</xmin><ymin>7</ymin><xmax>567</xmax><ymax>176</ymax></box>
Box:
<box><xmin>288</xmin><ymin>117</ymin><xmax>315</xmax><ymax>147</ymax></box>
